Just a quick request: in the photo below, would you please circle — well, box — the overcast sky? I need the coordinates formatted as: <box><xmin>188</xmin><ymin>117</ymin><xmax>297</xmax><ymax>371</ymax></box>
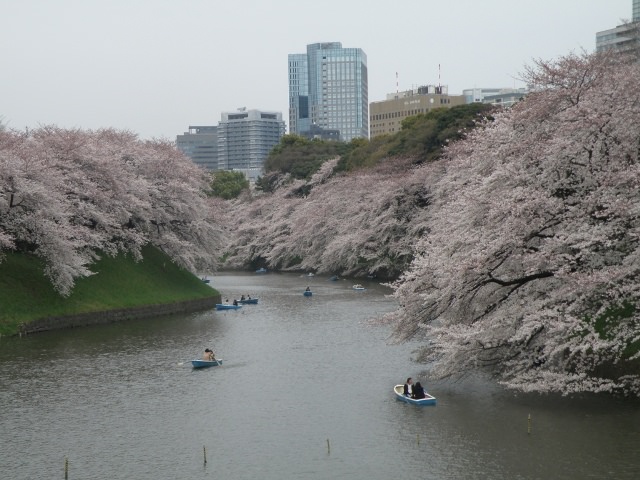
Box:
<box><xmin>0</xmin><ymin>0</ymin><xmax>632</xmax><ymax>140</ymax></box>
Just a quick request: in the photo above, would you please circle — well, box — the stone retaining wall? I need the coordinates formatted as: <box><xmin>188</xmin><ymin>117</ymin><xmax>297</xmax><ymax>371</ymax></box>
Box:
<box><xmin>19</xmin><ymin>295</ymin><xmax>221</xmax><ymax>334</ymax></box>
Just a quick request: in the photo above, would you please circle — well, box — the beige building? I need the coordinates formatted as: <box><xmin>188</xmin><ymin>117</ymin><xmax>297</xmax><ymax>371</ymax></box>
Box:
<box><xmin>369</xmin><ymin>85</ymin><xmax>465</xmax><ymax>137</ymax></box>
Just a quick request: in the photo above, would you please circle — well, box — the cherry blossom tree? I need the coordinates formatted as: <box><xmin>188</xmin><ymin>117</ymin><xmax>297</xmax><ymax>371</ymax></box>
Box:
<box><xmin>0</xmin><ymin>127</ymin><xmax>225</xmax><ymax>295</ymax></box>
<box><xmin>224</xmin><ymin>157</ymin><xmax>437</xmax><ymax>278</ymax></box>
<box><xmin>385</xmin><ymin>52</ymin><xmax>640</xmax><ymax>396</ymax></box>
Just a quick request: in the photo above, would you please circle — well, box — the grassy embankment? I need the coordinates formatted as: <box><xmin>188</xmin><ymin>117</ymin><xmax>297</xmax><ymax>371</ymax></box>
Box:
<box><xmin>0</xmin><ymin>246</ymin><xmax>218</xmax><ymax>336</ymax></box>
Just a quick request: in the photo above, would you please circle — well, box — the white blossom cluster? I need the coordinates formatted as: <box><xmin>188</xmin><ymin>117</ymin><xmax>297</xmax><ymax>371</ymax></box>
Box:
<box><xmin>0</xmin><ymin>127</ymin><xmax>226</xmax><ymax>295</ymax></box>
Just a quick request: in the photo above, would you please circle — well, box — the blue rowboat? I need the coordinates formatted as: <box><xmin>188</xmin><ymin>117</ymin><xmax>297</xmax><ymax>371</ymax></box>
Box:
<box><xmin>255</xmin><ymin>268</ymin><xmax>267</xmax><ymax>273</ymax></box>
<box><xmin>394</xmin><ymin>385</ymin><xmax>436</xmax><ymax>406</ymax></box>
<box><xmin>303</xmin><ymin>290</ymin><xmax>312</xmax><ymax>296</ymax></box>
<box><xmin>216</xmin><ymin>304</ymin><xmax>242</xmax><ymax>310</ymax></box>
<box><xmin>237</xmin><ymin>298</ymin><xmax>258</xmax><ymax>304</ymax></box>
<box><xmin>191</xmin><ymin>359</ymin><xmax>223</xmax><ymax>368</ymax></box>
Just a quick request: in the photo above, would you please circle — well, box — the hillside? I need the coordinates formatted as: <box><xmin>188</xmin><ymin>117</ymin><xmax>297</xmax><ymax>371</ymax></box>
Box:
<box><xmin>0</xmin><ymin>246</ymin><xmax>218</xmax><ymax>336</ymax></box>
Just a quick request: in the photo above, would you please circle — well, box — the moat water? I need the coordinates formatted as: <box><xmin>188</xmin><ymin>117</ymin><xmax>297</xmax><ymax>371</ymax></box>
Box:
<box><xmin>1</xmin><ymin>272</ymin><xmax>639</xmax><ymax>479</ymax></box>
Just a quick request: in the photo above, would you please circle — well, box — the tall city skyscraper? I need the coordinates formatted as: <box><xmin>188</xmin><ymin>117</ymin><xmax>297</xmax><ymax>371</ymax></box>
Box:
<box><xmin>288</xmin><ymin>42</ymin><xmax>368</xmax><ymax>142</ymax></box>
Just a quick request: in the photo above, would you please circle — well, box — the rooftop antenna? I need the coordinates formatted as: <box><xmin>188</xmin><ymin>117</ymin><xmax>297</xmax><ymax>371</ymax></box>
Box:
<box><xmin>396</xmin><ymin>71</ymin><xmax>399</xmax><ymax>94</ymax></box>
<box><xmin>438</xmin><ymin>64</ymin><xmax>441</xmax><ymax>88</ymax></box>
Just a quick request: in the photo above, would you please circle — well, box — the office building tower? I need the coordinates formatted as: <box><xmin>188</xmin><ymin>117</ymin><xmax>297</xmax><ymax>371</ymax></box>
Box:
<box><xmin>596</xmin><ymin>0</ymin><xmax>640</xmax><ymax>56</ymax></box>
<box><xmin>288</xmin><ymin>42</ymin><xmax>368</xmax><ymax>142</ymax></box>
<box><xmin>216</xmin><ymin>109</ymin><xmax>286</xmax><ymax>181</ymax></box>
<box><xmin>176</xmin><ymin>126</ymin><xmax>218</xmax><ymax>171</ymax></box>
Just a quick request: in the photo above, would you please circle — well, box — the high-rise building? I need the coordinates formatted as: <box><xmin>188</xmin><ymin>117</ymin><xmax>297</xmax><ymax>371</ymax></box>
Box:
<box><xmin>176</xmin><ymin>126</ymin><xmax>218</xmax><ymax>171</ymax></box>
<box><xmin>288</xmin><ymin>42</ymin><xmax>368</xmax><ymax>142</ymax></box>
<box><xmin>216</xmin><ymin>109</ymin><xmax>286</xmax><ymax>181</ymax></box>
<box><xmin>596</xmin><ymin>0</ymin><xmax>640</xmax><ymax>56</ymax></box>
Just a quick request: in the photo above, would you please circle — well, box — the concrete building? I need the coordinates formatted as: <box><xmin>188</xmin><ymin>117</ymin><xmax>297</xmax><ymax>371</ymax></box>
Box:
<box><xmin>176</xmin><ymin>126</ymin><xmax>218</xmax><ymax>171</ymax></box>
<box><xmin>369</xmin><ymin>85</ymin><xmax>465</xmax><ymax>137</ymax></box>
<box><xmin>216</xmin><ymin>109</ymin><xmax>286</xmax><ymax>182</ymax></box>
<box><xmin>463</xmin><ymin>87</ymin><xmax>528</xmax><ymax>108</ymax></box>
<box><xmin>288</xmin><ymin>42</ymin><xmax>368</xmax><ymax>142</ymax></box>
<box><xmin>596</xmin><ymin>0</ymin><xmax>640</xmax><ymax>56</ymax></box>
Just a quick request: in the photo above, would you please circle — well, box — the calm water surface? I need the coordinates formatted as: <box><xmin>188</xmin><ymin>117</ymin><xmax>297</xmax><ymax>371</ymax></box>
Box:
<box><xmin>1</xmin><ymin>272</ymin><xmax>639</xmax><ymax>480</ymax></box>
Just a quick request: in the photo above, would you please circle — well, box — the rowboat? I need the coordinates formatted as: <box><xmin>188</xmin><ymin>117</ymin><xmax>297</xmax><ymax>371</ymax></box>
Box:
<box><xmin>352</xmin><ymin>284</ymin><xmax>365</xmax><ymax>291</ymax></box>
<box><xmin>255</xmin><ymin>268</ymin><xmax>267</xmax><ymax>273</ymax></box>
<box><xmin>393</xmin><ymin>385</ymin><xmax>436</xmax><ymax>406</ymax></box>
<box><xmin>303</xmin><ymin>290</ymin><xmax>312</xmax><ymax>296</ymax></box>
<box><xmin>216</xmin><ymin>304</ymin><xmax>242</xmax><ymax>310</ymax></box>
<box><xmin>191</xmin><ymin>359</ymin><xmax>223</xmax><ymax>368</ymax></box>
<box><xmin>237</xmin><ymin>298</ymin><xmax>258</xmax><ymax>304</ymax></box>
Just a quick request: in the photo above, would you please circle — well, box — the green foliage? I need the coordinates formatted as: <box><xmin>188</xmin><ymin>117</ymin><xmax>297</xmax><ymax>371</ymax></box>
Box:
<box><xmin>259</xmin><ymin>104</ymin><xmax>494</xmax><ymax>187</ymax></box>
<box><xmin>0</xmin><ymin>246</ymin><xmax>218</xmax><ymax>335</ymax></box>
<box><xmin>264</xmin><ymin>134</ymin><xmax>349</xmax><ymax>179</ymax></box>
<box><xmin>337</xmin><ymin>103</ymin><xmax>495</xmax><ymax>172</ymax></box>
<box><xmin>592</xmin><ymin>302</ymin><xmax>635</xmax><ymax>340</ymax></box>
<box><xmin>209</xmin><ymin>170</ymin><xmax>249</xmax><ymax>199</ymax></box>
<box><xmin>580</xmin><ymin>301</ymin><xmax>640</xmax><ymax>362</ymax></box>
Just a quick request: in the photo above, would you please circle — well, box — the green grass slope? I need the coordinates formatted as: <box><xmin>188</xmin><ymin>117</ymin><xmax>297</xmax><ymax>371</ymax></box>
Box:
<box><xmin>0</xmin><ymin>246</ymin><xmax>218</xmax><ymax>335</ymax></box>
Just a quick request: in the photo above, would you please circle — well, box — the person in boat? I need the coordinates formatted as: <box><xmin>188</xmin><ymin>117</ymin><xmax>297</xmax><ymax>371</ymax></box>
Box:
<box><xmin>241</xmin><ymin>294</ymin><xmax>245</xmax><ymax>301</ymax></box>
<box><xmin>232</xmin><ymin>299</ymin><xmax>238</xmax><ymax>306</ymax></box>
<box><xmin>403</xmin><ymin>377</ymin><xmax>413</xmax><ymax>397</ymax></box>
<box><xmin>305</xmin><ymin>286</ymin><xmax>311</xmax><ymax>292</ymax></box>
<box><xmin>203</xmin><ymin>348</ymin><xmax>216</xmax><ymax>361</ymax></box>
<box><xmin>412</xmin><ymin>381</ymin><xmax>426</xmax><ymax>399</ymax></box>
<box><xmin>247</xmin><ymin>294</ymin><xmax>251</xmax><ymax>299</ymax></box>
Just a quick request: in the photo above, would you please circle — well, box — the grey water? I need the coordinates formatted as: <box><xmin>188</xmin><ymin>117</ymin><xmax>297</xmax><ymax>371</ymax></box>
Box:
<box><xmin>1</xmin><ymin>272</ymin><xmax>639</xmax><ymax>480</ymax></box>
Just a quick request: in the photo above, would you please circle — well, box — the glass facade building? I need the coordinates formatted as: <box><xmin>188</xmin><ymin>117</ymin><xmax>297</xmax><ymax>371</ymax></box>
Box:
<box><xmin>288</xmin><ymin>42</ymin><xmax>368</xmax><ymax>142</ymax></box>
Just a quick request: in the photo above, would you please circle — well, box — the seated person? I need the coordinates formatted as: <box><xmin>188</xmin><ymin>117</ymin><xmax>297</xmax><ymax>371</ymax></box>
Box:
<box><xmin>203</xmin><ymin>348</ymin><xmax>216</xmax><ymax>361</ymax></box>
<box><xmin>403</xmin><ymin>377</ymin><xmax>413</xmax><ymax>397</ymax></box>
<box><xmin>412</xmin><ymin>381</ymin><xmax>426</xmax><ymax>399</ymax></box>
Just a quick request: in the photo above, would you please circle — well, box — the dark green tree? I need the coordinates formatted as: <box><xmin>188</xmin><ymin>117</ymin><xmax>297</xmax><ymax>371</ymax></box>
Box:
<box><xmin>263</xmin><ymin>134</ymin><xmax>348</xmax><ymax>179</ymax></box>
<box><xmin>209</xmin><ymin>170</ymin><xmax>249</xmax><ymax>199</ymax></box>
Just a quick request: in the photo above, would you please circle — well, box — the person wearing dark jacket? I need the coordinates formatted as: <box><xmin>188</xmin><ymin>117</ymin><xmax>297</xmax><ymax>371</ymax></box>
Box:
<box><xmin>412</xmin><ymin>381</ymin><xmax>426</xmax><ymax>399</ymax></box>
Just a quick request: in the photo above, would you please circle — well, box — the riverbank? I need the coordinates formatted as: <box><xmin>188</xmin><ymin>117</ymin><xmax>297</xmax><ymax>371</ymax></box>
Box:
<box><xmin>0</xmin><ymin>246</ymin><xmax>220</xmax><ymax>336</ymax></box>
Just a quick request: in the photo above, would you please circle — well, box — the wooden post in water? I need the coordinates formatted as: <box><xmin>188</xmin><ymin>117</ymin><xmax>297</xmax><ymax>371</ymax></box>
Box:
<box><xmin>528</xmin><ymin>414</ymin><xmax>531</xmax><ymax>435</ymax></box>
<box><xmin>326</xmin><ymin>438</ymin><xmax>330</xmax><ymax>455</ymax></box>
<box><xmin>203</xmin><ymin>445</ymin><xmax>207</xmax><ymax>465</ymax></box>
<box><xmin>417</xmin><ymin>433</ymin><xmax>420</xmax><ymax>445</ymax></box>
<box><xmin>64</xmin><ymin>457</ymin><xmax>69</xmax><ymax>479</ymax></box>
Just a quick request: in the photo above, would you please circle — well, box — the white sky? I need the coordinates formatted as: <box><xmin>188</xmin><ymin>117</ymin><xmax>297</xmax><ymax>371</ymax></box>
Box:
<box><xmin>0</xmin><ymin>0</ymin><xmax>632</xmax><ymax>140</ymax></box>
